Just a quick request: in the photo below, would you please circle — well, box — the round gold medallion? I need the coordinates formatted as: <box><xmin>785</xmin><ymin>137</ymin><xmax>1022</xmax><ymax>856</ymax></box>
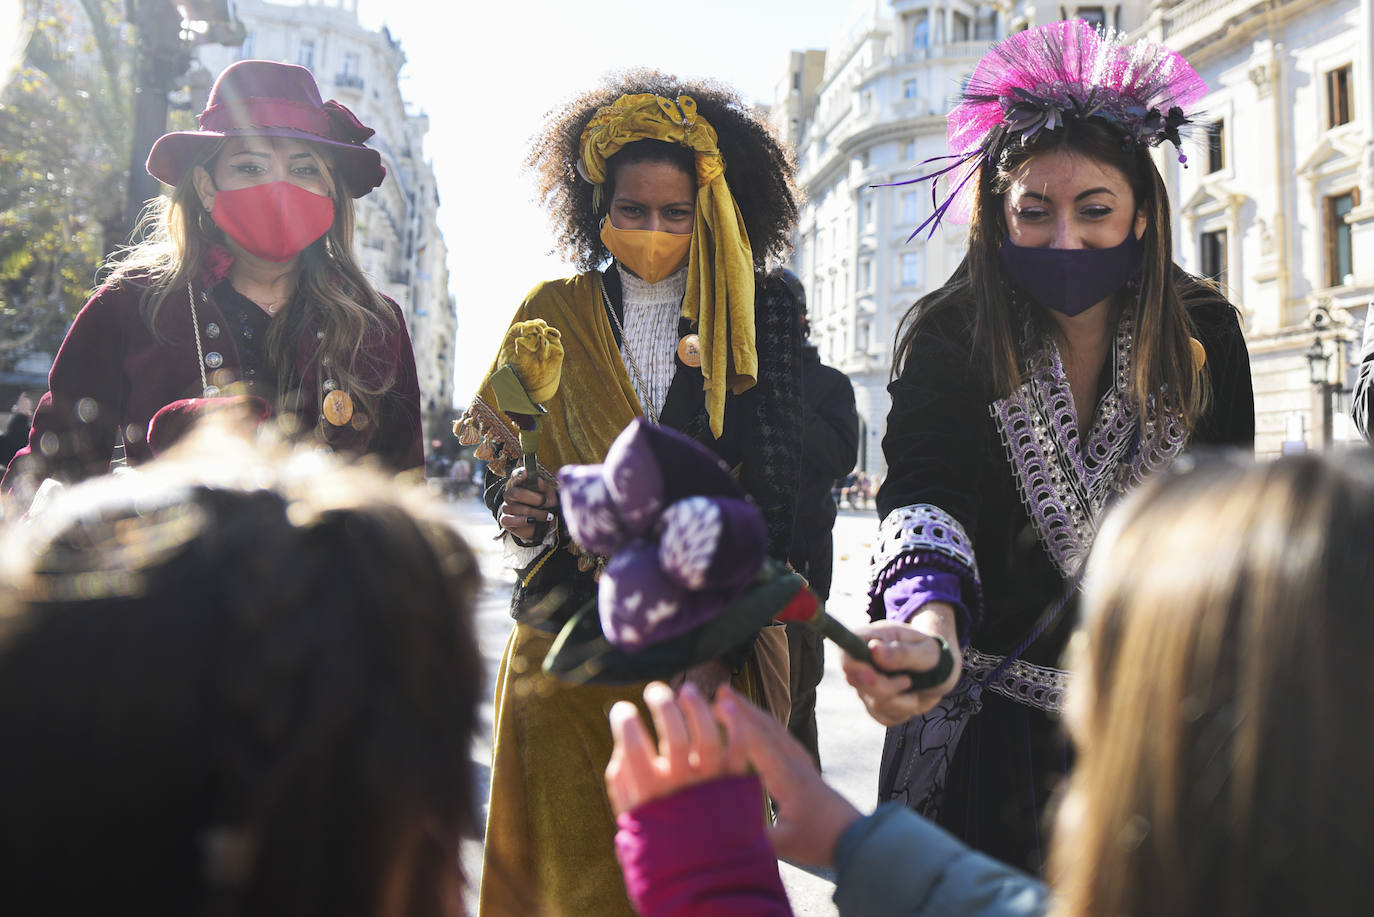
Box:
<box><xmin>322</xmin><ymin>389</ymin><xmax>354</xmax><ymax>426</ymax></box>
<box><xmin>676</xmin><ymin>333</ymin><xmax>702</xmax><ymax>368</ymax></box>
<box><xmin>1188</xmin><ymin>336</ymin><xmax>1206</xmax><ymax>371</ymax></box>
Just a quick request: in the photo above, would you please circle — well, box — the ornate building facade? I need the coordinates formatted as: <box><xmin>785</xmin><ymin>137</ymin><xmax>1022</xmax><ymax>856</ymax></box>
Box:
<box><xmin>195</xmin><ymin>0</ymin><xmax>459</xmax><ymax>431</ymax></box>
<box><xmin>1145</xmin><ymin>0</ymin><xmax>1372</xmax><ymax>453</ymax></box>
<box><xmin>777</xmin><ymin>0</ymin><xmax>1369</xmax><ymax>467</ymax></box>
<box><xmin>775</xmin><ymin>2</ymin><xmax>1152</xmax><ymax>475</ymax></box>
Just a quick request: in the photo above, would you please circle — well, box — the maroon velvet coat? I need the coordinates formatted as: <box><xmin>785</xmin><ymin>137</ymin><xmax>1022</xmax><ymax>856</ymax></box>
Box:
<box><xmin>2</xmin><ymin>268</ymin><xmax>423</xmax><ymax>498</ymax></box>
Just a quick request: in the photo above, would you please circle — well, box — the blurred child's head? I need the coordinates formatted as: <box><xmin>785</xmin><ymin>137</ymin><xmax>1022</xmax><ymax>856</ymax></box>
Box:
<box><xmin>1054</xmin><ymin>451</ymin><xmax>1374</xmax><ymax>917</ymax></box>
<box><xmin>0</xmin><ymin>423</ymin><xmax>483</xmax><ymax>916</ymax></box>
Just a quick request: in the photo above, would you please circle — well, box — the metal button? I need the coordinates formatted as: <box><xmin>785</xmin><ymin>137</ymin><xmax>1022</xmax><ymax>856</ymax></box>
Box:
<box><xmin>205</xmin><ymin>322</ymin><xmax>220</xmax><ymax>339</ymax></box>
<box><xmin>241</xmin><ymin>327</ymin><xmax>253</xmax><ymax>340</ymax></box>
<box><xmin>203</xmin><ymin>385</ymin><xmax>221</xmax><ymax>397</ymax></box>
<box><xmin>205</xmin><ymin>351</ymin><xmax>223</xmax><ymax>369</ymax></box>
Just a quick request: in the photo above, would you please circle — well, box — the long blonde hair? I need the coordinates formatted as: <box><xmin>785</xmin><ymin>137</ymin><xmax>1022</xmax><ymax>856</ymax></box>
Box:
<box><xmin>1051</xmin><ymin>452</ymin><xmax>1374</xmax><ymax>917</ymax></box>
<box><xmin>105</xmin><ymin>140</ymin><xmax>398</xmax><ymax>435</ymax></box>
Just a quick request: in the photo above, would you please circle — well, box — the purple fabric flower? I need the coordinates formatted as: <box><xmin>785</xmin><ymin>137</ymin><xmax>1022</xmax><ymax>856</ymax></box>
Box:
<box><xmin>559</xmin><ymin>419</ymin><xmax>767</xmax><ymax>650</ymax></box>
<box><xmin>658</xmin><ymin>495</ymin><xmax>766</xmax><ymax>592</ymax></box>
<box><xmin>599</xmin><ymin>540</ymin><xmax>688</xmax><ymax>649</ymax></box>
<box><xmin>559</xmin><ymin>465</ymin><xmax>627</xmax><ymax>557</ymax></box>
<box><xmin>603</xmin><ymin>420</ymin><xmax>668</xmax><ymax>536</ymax></box>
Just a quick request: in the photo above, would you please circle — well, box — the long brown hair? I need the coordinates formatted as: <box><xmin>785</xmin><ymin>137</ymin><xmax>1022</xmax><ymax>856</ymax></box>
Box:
<box><xmin>1051</xmin><ymin>452</ymin><xmax>1374</xmax><ymax>917</ymax></box>
<box><xmin>105</xmin><ymin>140</ymin><xmax>398</xmax><ymax>434</ymax></box>
<box><xmin>892</xmin><ymin>118</ymin><xmax>1208</xmax><ymax>427</ymax></box>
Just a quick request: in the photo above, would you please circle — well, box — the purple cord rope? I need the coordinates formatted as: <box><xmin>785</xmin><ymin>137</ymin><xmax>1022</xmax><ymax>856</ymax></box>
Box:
<box><xmin>1025</xmin><ymin>710</ymin><xmax>1042</xmax><ymax>867</ymax></box>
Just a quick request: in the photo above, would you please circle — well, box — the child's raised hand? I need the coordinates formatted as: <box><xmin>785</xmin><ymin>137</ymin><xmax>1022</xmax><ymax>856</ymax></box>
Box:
<box><xmin>713</xmin><ymin>685</ymin><xmax>862</xmax><ymax>867</ymax></box>
<box><xmin>605</xmin><ymin>681</ymin><xmax>748</xmax><ymax>816</ymax></box>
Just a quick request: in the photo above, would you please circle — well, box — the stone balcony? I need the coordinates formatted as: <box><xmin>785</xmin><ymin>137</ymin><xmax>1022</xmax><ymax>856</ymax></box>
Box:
<box><xmin>897</xmin><ymin>40</ymin><xmax>989</xmax><ymax>64</ymax></box>
<box><xmin>1159</xmin><ymin>0</ymin><xmax>1286</xmax><ymax>54</ymax></box>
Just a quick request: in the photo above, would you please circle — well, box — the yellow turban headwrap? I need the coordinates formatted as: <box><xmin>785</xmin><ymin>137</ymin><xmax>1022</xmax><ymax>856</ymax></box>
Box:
<box><xmin>579</xmin><ymin>93</ymin><xmax>756</xmax><ymax>439</ymax></box>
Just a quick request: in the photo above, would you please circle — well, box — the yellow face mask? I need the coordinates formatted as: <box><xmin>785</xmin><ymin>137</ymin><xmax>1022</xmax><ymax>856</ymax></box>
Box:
<box><xmin>600</xmin><ymin>218</ymin><xmax>692</xmax><ymax>284</ymax></box>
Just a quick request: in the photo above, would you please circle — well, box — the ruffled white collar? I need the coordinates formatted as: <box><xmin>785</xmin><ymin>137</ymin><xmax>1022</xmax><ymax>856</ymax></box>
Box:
<box><xmin>617</xmin><ymin>263</ymin><xmax>688</xmax><ymax>306</ymax></box>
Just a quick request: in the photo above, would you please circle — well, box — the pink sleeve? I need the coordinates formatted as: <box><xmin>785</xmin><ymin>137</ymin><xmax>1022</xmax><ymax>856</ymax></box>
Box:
<box><xmin>614</xmin><ymin>775</ymin><xmax>793</xmax><ymax>917</ymax></box>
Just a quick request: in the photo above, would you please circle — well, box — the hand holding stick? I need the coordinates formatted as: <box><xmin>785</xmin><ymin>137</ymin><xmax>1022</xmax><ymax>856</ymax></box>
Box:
<box><xmin>771</xmin><ymin>566</ymin><xmax>954</xmax><ymax>692</ymax></box>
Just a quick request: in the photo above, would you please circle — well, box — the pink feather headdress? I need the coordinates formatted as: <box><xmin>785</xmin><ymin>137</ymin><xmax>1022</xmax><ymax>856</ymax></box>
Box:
<box><xmin>894</xmin><ymin>19</ymin><xmax>1208</xmax><ymax>239</ymax></box>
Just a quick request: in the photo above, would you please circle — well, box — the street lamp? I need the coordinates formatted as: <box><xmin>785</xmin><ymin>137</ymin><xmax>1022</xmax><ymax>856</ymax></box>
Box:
<box><xmin>120</xmin><ymin>0</ymin><xmax>245</xmax><ymax>246</ymax></box>
<box><xmin>1305</xmin><ymin>324</ymin><xmax>1351</xmax><ymax>449</ymax></box>
<box><xmin>1306</xmin><ymin>336</ymin><xmax>1330</xmax><ymax>386</ymax></box>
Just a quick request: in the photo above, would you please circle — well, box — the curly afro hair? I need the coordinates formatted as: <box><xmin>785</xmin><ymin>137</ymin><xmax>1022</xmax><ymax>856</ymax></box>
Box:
<box><xmin>526</xmin><ymin>69</ymin><xmax>800</xmax><ymax>272</ymax></box>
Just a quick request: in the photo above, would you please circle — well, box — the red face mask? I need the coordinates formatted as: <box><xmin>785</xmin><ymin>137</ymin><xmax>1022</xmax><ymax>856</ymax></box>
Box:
<box><xmin>210</xmin><ymin>181</ymin><xmax>335</xmax><ymax>263</ymax></box>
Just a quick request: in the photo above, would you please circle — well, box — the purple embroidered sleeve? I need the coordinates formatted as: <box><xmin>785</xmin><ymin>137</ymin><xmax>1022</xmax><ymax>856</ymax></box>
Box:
<box><xmin>867</xmin><ymin>504</ymin><xmax>983</xmax><ymax>643</ymax></box>
<box><xmin>879</xmin><ymin>563</ymin><xmax>970</xmax><ymax>646</ymax></box>
<box><xmin>884</xmin><ymin>570</ymin><xmax>965</xmax><ymax>621</ymax></box>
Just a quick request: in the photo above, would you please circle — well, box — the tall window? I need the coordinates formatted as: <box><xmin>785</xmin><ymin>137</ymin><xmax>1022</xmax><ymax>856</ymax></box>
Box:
<box><xmin>1077</xmin><ymin>7</ymin><xmax>1108</xmax><ymax>29</ymax></box>
<box><xmin>1326</xmin><ymin>191</ymin><xmax>1357</xmax><ymax>286</ymax></box>
<box><xmin>1206</xmin><ymin>119</ymin><xmax>1225</xmax><ymax>173</ymax></box>
<box><xmin>298</xmin><ymin>39</ymin><xmax>315</xmax><ymax>70</ymax></box>
<box><xmin>238</xmin><ymin>34</ymin><xmax>254</xmax><ymax>60</ymax></box>
<box><xmin>913</xmin><ymin>19</ymin><xmax>929</xmax><ymax>50</ymax></box>
<box><xmin>859</xmin><ymin>258</ymin><xmax>873</xmax><ymax>291</ymax></box>
<box><xmin>1326</xmin><ymin>65</ymin><xmax>1352</xmax><ymax>128</ymax></box>
<box><xmin>342</xmin><ymin>51</ymin><xmax>360</xmax><ymax>78</ymax></box>
<box><xmin>900</xmin><ymin>251</ymin><xmax>921</xmax><ymax>287</ymax></box>
<box><xmin>903</xmin><ymin>78</ymin><xmax>919</xmax><ymax>100</ymax></box>
<box><xmin>860</xmin><ymin>193</ymin><xmax>874</xmax><ymax>228</ymax></box>
<box><xmin>901</xmin><ymin>190</ymin><xmax>921</xmax><ymax>224</ymax></box>
<box><xmin>1200</xmin><ymin>229</ymin><xmax>1227</xmax><ymax>282</ymax></box>
<box><xmin>902</xmin><ymin>140</ymin><xmax>915</xmax><ymax>161</ymax></box>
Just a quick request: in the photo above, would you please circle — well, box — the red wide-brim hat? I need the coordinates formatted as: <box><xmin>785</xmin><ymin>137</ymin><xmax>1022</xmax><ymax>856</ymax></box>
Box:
<box><xmin>147</xmin><ymin>59</ymin><xmax>386</xmax><ymax>198</ymax></box>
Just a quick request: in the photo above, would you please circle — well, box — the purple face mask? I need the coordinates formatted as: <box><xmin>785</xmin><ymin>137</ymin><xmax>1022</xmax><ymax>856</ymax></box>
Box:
<box><xmin>999</xmin><ymin>231</ymin><xmax>1144</xmax><ymax>317</ymax></box>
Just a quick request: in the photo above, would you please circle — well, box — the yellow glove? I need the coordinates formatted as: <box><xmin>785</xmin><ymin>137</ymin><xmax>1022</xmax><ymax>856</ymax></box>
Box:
<box><xmin>498</xmin><ymin>319</ymin><xmax>565</xmax><ymax>404</ymax></box>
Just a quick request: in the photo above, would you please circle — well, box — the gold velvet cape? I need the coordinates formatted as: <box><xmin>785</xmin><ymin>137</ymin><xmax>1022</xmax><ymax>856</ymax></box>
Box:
<box><xmin>468</xmin><ymin>272</ymin><xmax>789</xmax><ymax>916</ymax></box>
<box><xmin>464</xmin><ymin>271</ymin><xmax>644</xmax><ymax>486</ymax></box>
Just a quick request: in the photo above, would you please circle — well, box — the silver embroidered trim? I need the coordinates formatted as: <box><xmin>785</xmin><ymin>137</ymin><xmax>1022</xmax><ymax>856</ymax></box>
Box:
<box><xmin>990</xmin><ymin>313</ymin><xmax>1188</xmax><ymax>579</ymax></box>
<box><xmin>963</xmin><ymin>647</ymin><xmax>1070</xmax><ymax>714</ymax></box>
<box><xmin>869</xmin><ymin>503</ymin><xmax>976</xmax><ymax>588</ymax></box>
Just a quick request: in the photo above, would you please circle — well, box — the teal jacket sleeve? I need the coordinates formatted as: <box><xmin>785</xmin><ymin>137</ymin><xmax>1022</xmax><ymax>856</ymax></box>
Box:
<box><xmin>833</xmin><ymin>804</ymin><xmax>1050</xmax><ymax>917</ymax></box>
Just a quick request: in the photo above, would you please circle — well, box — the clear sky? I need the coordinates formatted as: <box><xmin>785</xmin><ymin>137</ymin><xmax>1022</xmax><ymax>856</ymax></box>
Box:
<box><xmin>350</xmin><ymin>0</ymin><xmax>875</xmax><ymax>406</ymax></box>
